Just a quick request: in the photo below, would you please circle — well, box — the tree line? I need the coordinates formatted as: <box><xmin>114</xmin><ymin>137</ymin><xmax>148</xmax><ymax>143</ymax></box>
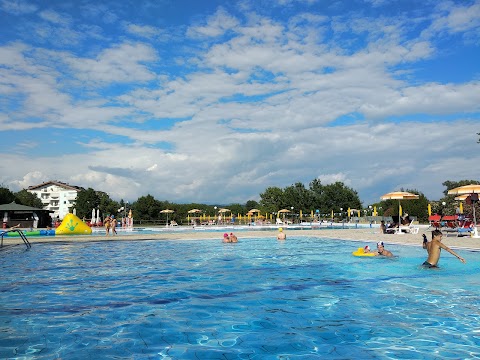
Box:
<box><xmin>1</xmin><ymin>178</ymin><xmax>478</xmax><ymax>224</ymax></box>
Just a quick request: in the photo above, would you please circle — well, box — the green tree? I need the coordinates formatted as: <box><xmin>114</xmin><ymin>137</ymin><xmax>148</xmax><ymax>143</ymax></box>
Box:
<box><xmin>229</xmin><ymin>203</ymin><xmax>245</xmax><ymax>216</ymax></box>
<box><xmin>283</xmin><ymin>183</ymin><xmax>313</xmax><ymax>213</ymax></box>
<box><xmin>318</xmin><ymin>182</ymin><xmax>362</xmax><ymax>216</ymax></box>
<box><xmin>0</xmin><ymin>186</ymin><xmax>16</xmax><ymax>204</ymax></box>
<box><xmin>73</xmin><ymin>188</ymin><xmax>100</xmax><ymax>219</ymax></box>
<box><xmin>97</xmin><ymin>191</ymin><xmax>120</xmax><ymax>217</ymax></box>
<box><xmin>245</xmin><ymin>200</ymin><xmax>259</xmax><ymax>211</ymax></box>
<box><xmin>132</xmin><ymin>194</ymin><xmax>161</xmax><ymax>220</ymax></box>
<box><xmin>259</xmin><ymin>187</ymin><xmax>284</xmax><ymax>213</ymax></box>
<box><xmin>14</xmin><ymin>189</ymin><xmax>43</xmax><ymax>208</ymax></box>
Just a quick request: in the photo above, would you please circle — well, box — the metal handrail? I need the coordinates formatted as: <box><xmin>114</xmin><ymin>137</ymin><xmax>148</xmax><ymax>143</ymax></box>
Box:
<box><xmin>1</xmin><ymin>229</ymin><xmax>32</xmax><ymax>249</ymax></box>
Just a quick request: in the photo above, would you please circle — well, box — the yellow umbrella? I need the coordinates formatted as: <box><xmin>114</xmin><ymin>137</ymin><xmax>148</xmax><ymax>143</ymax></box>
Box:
<box><xmin>357</xmin><ymin>210</ymin><xmax>360</xmax><ymax>217</ymax></box>
<box><xmin>160</xmin><ymin>209</ymin><xmax>174</xmax><ymax>226</ymax></box>
<box><xmin>448</xmin><ymin>184</ymin><xmax>480</xmax><ymax>226</ymax></box>
<box><xmin>447</xmin><ymin>184</ymin><xmax>480</xmax><ymax>195</ymax></box>
<box><xmin>347</xmin><ymin>207</ymin><xmax>351</xmax><ymax>218</ymax></box>
<box><xmin>380</xmin><ymin>191</ymin><xmax>419</xmax><ymax>222</ymax></box>
<box><xmin>427</xmin><ymin>204</ymin><xmax>432</xmax><ymax>216</ymax></box>
<box><xmin>373</xmin><ymin>206</ymin><xmax>377</xmax><ymax>216</ymax></box>
<box><xmin>188</xmin><ymin>209</ymin><xmax>202</xmax><ymax>224</ymax></box>
<box><xmin>449</xmin><ymin>185</ymin><xmax>480</xmax><ymax>232</ymax></box>
<box><xmin>459</xmin><ymin>202</ymin><xmax>463</xmax><ymax>214</ymax></box>
<box><xmin>277</xmin><ymin>209</ymin><xmax>290</xmax><ymax>221</ymax></box>
<box><xmin>331</xmin><ymin>209</ymin><xmax>334</xmax><ymax>219</ymax></box>
<box><xmin>310</xmin><ymin>210</ymin><xmax>314</xmax><ymax>219</ymax></box>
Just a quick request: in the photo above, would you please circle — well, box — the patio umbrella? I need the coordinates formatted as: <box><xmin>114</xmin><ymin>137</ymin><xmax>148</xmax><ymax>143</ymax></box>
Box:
<box><xmin>277</xmin><ymin>209</ymin><xmax>290</xmax><ymax>221</ymax></box>
<box><xmin>380</xmin><ymin>191</ymin><xmax>419</xmax><ymax>224</ymax></box>
<box><xmin>188</xmin><ymin>209</ymin><xmax>202</xmax><ymax>224</ymax></box>
<box><xmin>448</xmin><ymin>184</ymin><xmax>480</xmax><ymax>236</ymax></box>
<box><xmin>160</xmin><ymin>209</ymin><xmax>174</xmax><ymax>226</ymax></box>
<box><xmin>91</xmin><ymin>208</ymin><xmax>96</xmax><ymax>225</ymax></box>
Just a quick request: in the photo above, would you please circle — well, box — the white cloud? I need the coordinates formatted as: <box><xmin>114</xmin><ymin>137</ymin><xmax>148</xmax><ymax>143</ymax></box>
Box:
<box><xmin>39</xmin><ymin>9</ymin><xmax>70</xmax><ymax>26</ymax></box>
<box><xmin>125</xmin><ymin>23</ymin><xmax>164</xmax><ymax>39</ymax></box>
<box><xmin>65</xmin><ymin>42</ymin><xmax>158</xmax><ymax>84</ymax></box>
<box><xmin>187</xmin><ymin>7</ymin><xmax>240</xmax><ymax>38</ymax></box>
<box><xmin>0</xmin><ymin>1</ymin><xmax>479</xmax><ymax>206</ymax></box>
<box><xmin>0</xmin><ymin>0</ymin><xmax>37</xmax><ymax>15</ymax></box>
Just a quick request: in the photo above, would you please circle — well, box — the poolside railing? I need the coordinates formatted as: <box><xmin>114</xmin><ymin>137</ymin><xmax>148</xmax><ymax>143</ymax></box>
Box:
<box><xmin>0</xmin><ymin>229</ymin><xmax>32</xmax><ymax>249</ymax></box>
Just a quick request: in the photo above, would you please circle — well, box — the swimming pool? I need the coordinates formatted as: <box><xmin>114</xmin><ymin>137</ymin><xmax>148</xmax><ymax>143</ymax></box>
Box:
<box><xmin>1</xmin><ymin>237</ymin><xmax>479</xmax><ymax>359</ymax></box>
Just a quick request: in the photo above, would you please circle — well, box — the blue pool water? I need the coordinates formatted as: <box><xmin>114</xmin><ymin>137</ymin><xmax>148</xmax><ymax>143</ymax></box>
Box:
<box><xmin>1</xmin><ymin>237</ymin><xmax>479</xmax><ymax>359</ymax></box>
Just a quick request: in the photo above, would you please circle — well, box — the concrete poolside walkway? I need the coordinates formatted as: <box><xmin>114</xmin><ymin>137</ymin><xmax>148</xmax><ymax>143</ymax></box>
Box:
<box><xmin>2</xmin><ymin>227</ymin><xmax>479</xmax><ymax>251</ymax></box>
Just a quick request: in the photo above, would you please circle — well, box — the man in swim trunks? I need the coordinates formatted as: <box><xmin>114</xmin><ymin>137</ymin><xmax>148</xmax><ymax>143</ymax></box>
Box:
<box><xmin>375</xmin><ymin>242</ymin><xmax>393</xmax><ymax>257</ymax></box>
<box><xmin>422</xmin><ymin>229</ymin><xmax>466</xmax><ymax>268</ymax></box>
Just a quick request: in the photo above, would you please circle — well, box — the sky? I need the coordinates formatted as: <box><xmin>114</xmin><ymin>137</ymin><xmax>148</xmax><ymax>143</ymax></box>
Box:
<box><xmin>1</xmin><ymin>0</ymin><xmax>479</xmax><ymax>207</ymax></box>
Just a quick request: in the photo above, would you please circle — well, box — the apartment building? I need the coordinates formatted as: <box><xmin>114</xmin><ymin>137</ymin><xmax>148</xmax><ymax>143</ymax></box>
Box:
<box><xmin>27</xmin><ymin>181</ymin><xmax>84</xmax><ymax>220</ymax></box>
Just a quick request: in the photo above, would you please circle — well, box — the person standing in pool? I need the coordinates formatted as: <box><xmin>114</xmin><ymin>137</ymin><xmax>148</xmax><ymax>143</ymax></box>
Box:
<box><xmin>422</xmin><ymin>229</ymin><xmax>466</xmax><ymax>268</ymax></box>
<box><xmin>222</xmin><ymin>233</ymin><xmax>231</xmax><ymax>243</ymax></box>
<box><xmin>277</xmin><ymin>227</ymin><xmax>286</xmax><ymax>240</ymax></box>
<box><xmin>104</xmin><ymin>215</ymin><xmax>111</xmax><ymax>236</ymax></box>
<box><xmin>110</xmin><ymin>215</ymin><xmax>117</xmax><ymax>235</ymax></box>
<box><xmin>375</xmin><ymin>242</ymin><xmax>393</xmax><ymax>257</ymax></box>
<box><xmin>229</xmin><ymin>232</ymin><xmax>238</xmax><ymax>243</ymax></box>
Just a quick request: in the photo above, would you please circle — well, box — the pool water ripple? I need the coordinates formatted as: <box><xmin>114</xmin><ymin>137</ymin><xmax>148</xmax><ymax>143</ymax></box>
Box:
<box><xmin>1</xmin><ymin>237</ymin><xmax>480</xmax><ymax>359</ymax></box>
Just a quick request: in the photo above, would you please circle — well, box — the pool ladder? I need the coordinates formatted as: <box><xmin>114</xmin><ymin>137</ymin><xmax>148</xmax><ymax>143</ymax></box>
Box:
<box><xmin>0</xmin><ymin>229</ymin><xmax>32</xmax><ymax>249</ymax></box>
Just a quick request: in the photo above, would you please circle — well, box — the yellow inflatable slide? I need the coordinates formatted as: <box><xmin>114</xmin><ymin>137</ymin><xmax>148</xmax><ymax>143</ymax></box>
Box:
<box><xmin>56</xmin><ymin>213</ymin><xmax>92</xmax><ymax>235</ymax></box>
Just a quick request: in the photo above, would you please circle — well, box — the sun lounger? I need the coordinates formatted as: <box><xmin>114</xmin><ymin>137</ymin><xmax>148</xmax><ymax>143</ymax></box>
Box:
<box><xmin>395</xmin><ymin>221</ymin><xmax>419</xmax><ymax>235</ymax></box>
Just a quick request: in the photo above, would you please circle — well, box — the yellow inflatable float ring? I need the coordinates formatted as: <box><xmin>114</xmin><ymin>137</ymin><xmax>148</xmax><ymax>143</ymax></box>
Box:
<box><xmin>352</xmin><ymin>247</ymin><xmax>376</xmax><ymax>257</ymax></box>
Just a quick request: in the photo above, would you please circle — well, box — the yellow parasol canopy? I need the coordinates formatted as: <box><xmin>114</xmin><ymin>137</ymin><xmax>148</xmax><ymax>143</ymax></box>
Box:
<box><xmin>160</xmin><ymin>209</ymin><xmax>174</xmax><ymax>225</ymax></box>
<box><xmin>447</xmin><ymin>184</ymin><xmax>480</xmax><ymax>195</ymax></box>
<box><xmin>380</xmin><ymin>191</ymin><xmax>419</xmax><ymax>220</ymax></box>
<box><xmin>449</xmin><ymin>184</ymin><xmax>480</xmax><ymax>229</ymax></box>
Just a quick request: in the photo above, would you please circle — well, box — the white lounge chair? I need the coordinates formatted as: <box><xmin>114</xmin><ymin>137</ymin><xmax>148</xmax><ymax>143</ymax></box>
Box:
<box><xmin>395</xmin><ymin>221</ymin><xmax>419</xmax><ymax>234</ymax></box>
<box><xmin>276</xmin><ymin>218</ymin><xmax>284</xmax><ymax>225</ymax></box>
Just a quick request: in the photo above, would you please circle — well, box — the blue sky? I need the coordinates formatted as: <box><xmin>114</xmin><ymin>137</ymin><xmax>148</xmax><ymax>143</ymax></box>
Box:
<box><xmin>1</xmin><ymin>0</ymin><xmax>479</xmax><ymax>206</ymax></box>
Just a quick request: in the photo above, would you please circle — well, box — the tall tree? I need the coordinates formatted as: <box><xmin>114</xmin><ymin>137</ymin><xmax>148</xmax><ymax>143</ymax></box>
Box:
<box><xmin>283</xmin><ymin>183</ymin><xmax>314</xmax><ymax>213</ymax></box>
<box><xmin>245</xmin><ymin>200</ymin><xmax>259</xmax><ymax>211</ymax></box>
<box><xmin>318</xmin><ymin>182</ymin><xmax>362</xmax><ymax>215</ymax></box>
<box><xmin>259</xmin><ymin>187</ymin><xmax>284</xmax><ymax>213</ymax></box>
<box><xmin>14</xmin><ymin>189</ymin><xmax>44</xmax><ymax>208</ymax></box>
<box><xmin>0</xmin><ymin>186</ymin><xmax>16</xmax><ymax>204</ymax></box>
<box><xmin>132</xmin><ymin>194</ymin><xmax>161</xmax><ymax>220</ymax></box>
<box><xmin>73</xmin><ymin>188</ymin><xmax>100</xmax><ymax>219</ymax></box>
